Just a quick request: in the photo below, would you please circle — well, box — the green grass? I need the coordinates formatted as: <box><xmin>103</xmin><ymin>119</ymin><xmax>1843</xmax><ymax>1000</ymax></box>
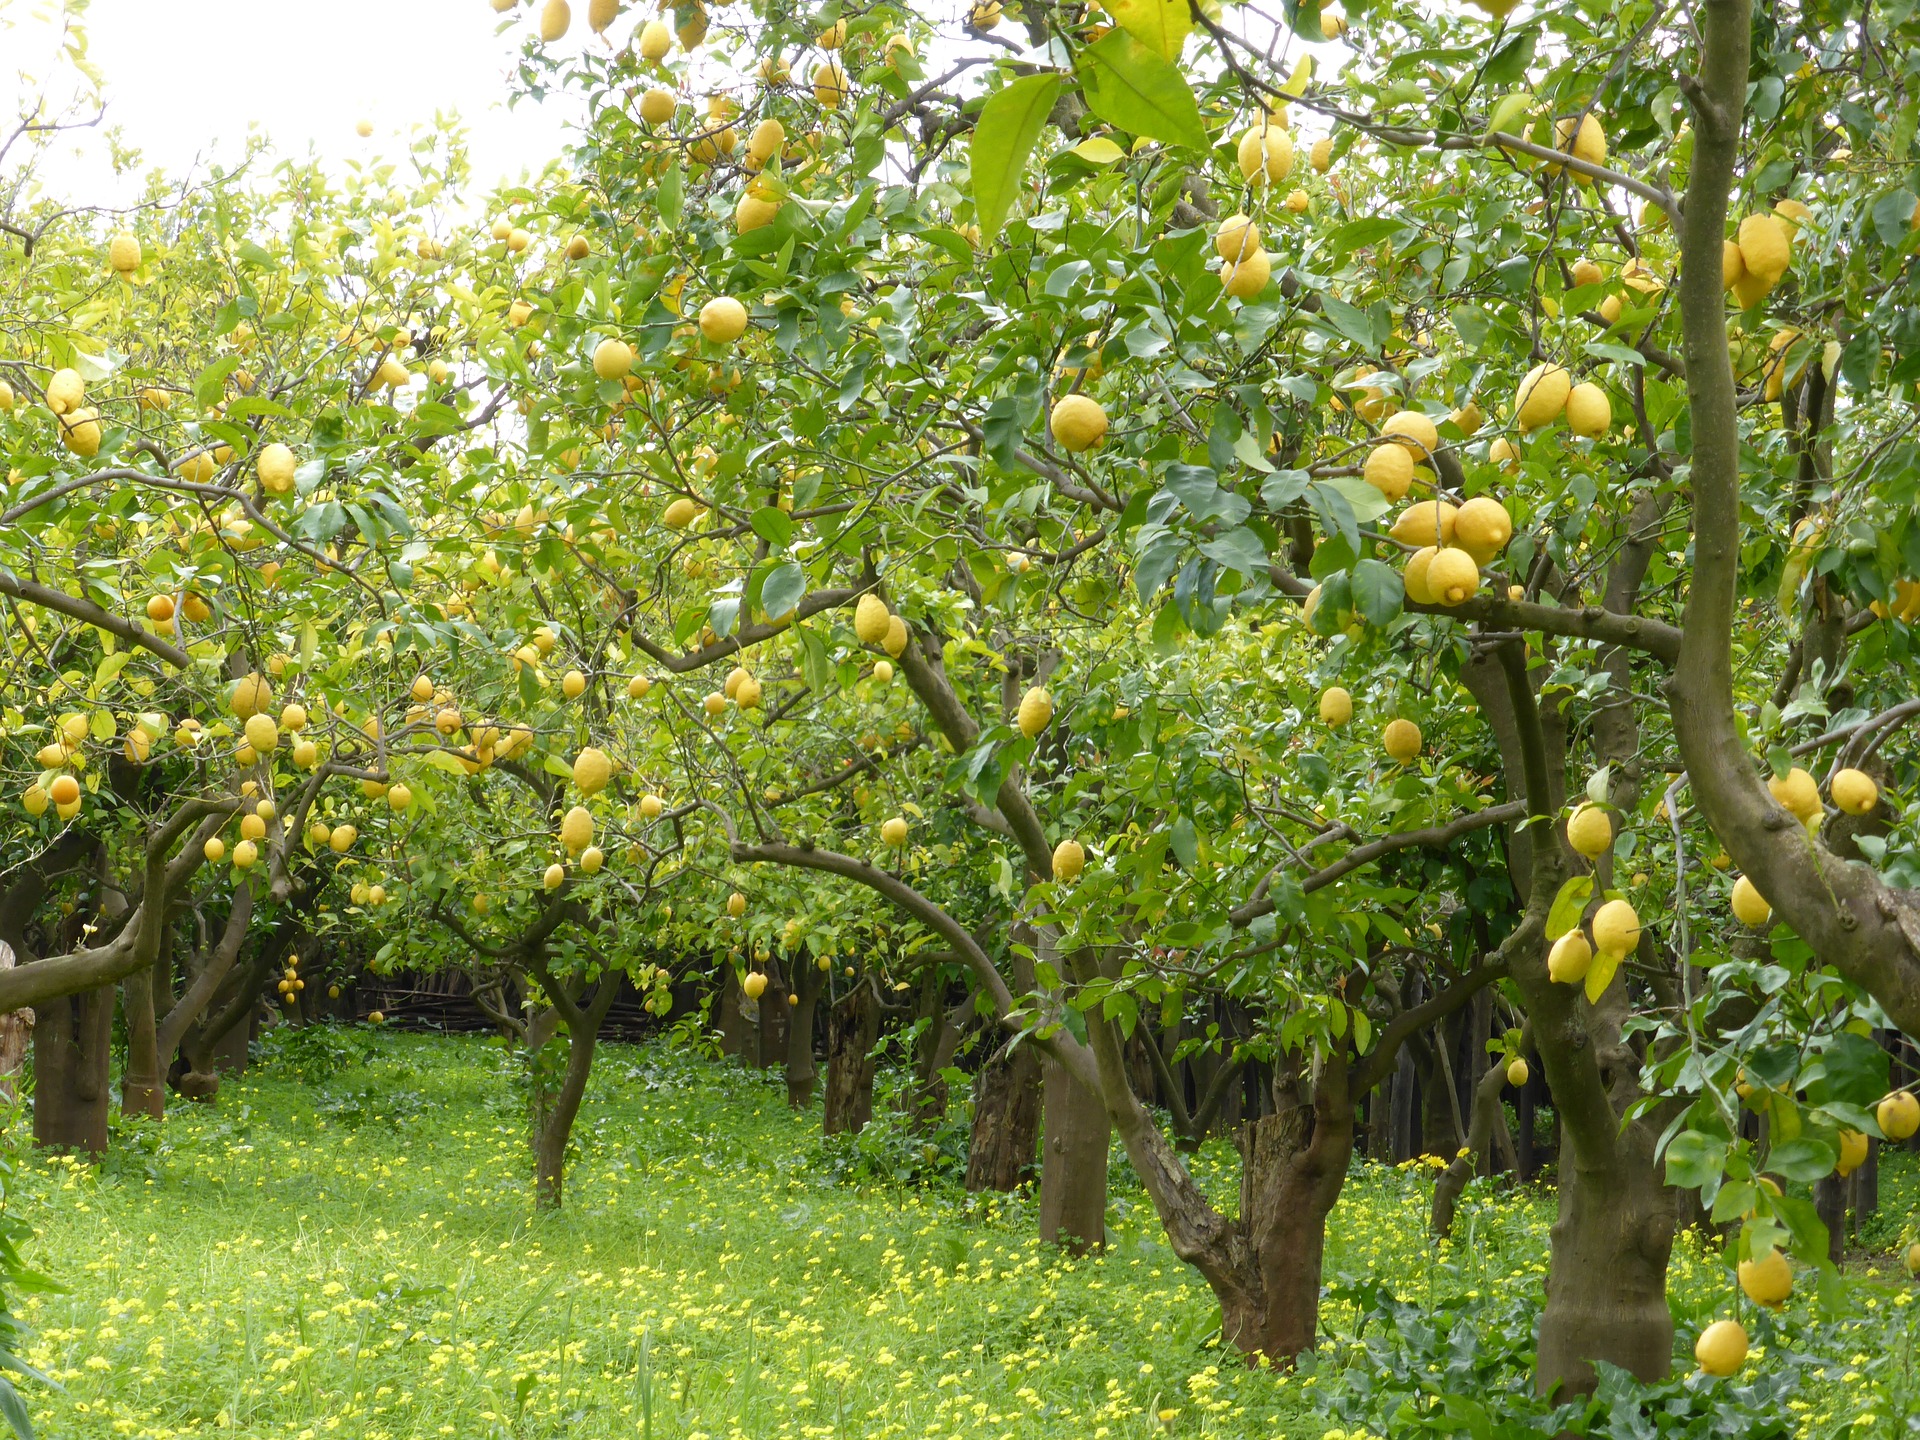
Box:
<box><xmin>5</xmin><ymin>1031</ymin><xmax>1918</xmax><ymax>1439</ymax></box>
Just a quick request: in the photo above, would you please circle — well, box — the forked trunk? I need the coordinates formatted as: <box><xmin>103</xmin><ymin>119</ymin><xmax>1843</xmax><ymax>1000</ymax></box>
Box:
<box><xmin>34</xmin><ymin>984</ymin><xmax>114</xmax><ymax>1153</ymax></box>
<box><xmin>531</xmin><ymin>978</ymin><xmax>616</xmax><ymax>1211</ymax></box>
<box><xmin>823</xmin><ymin>980</ymin><xmax>880</xmax><ymax>1135</ymax></box>
<box><xmin>1535</xmin><ymin>1119</ymin><xmax>1676</xmax><ymax>1395</ymax></box>
<box><xmin>965</xmin><ymin>1038</ymin><xmax>1040</xmax><ymax>1192</ymax></box>
<box><xmin>1039</xmin><ymin>1055</ymin><xmax>1108</xmax><ymax>1253</ymax></box>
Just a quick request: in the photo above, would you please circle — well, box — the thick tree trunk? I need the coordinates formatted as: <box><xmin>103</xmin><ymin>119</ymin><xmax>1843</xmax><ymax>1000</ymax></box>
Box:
<box><xmin>784</xmin><ymin>957</ymin><xmax>824</xmax><ymax>1109</ymax></box>
<box><xmin>757</xmin><ymin>956</ymin><xmax>790</xmax><ymax>1072</ymax></box>
<box><xmin>1225</xmin><ymin>1067</ymin><xmax>1355</xmax><ymax>1357</ymax></box>
<box><xmin>120</xmin><ymin>961</ymin><xmax>167</xmax><ymax>1119</ymax></box>
<box><xmin>1536</xmin><ymin>1120</ymin><xmax>1677</xmax><ymax>1394</ymax></box>
<box><xmin>1038</xmin><ymin>1055</ymin><xmax>1108</xmax><ymax>1253</ymax></box>
<box><xmin>822</xmin><ymin>981</ymin><xmax>880</xmax><ymax>1135</ymax></box>
<box><xmin>34</xmin><ymin>984</ymin><xmax>115</xmax><ymax>1153</ymax></box>
<box><xmin>531</xmin><ymin>978</ymin><xmax>617</xmax><ymax>1210</ymax></box>
<box><xmin>965</xmin><ymin>1038</ymin><xmax>1041</xmax><ymax>1192</ymax></box>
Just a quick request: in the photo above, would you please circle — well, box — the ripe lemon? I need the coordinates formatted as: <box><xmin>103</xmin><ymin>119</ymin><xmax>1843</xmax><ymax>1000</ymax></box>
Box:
<box><xmin>231</xmin><ymin>673</ymin><xmax>274</xmax><ymax>719</ymax></box>
<box><xmin>544</xmin><ymin>863</ymin><xmax>566</xmax><ymax>891</ymax></box>
<box><xmin>727</xmin><ymin>891</ymin><xmax>747</xmax><ymax>917</ymax></box>
<box><xmin>1566</xmin><ymin>803</ymin><xmax>1612</xmax><ymax>858</ymax></box>
<box><xmin>107</xmin><ymin>232</ymin><xmax>142</xmax><ymax>273</ymax></box>
<box><xmin>243</xmin><ymin>714</ymin><xmax>280</xmax><ymax>753</ymax></box>
<box><xmin>204</xmin><ymin>837</ymin><xmax>226</xmax><ymax>863</ymax></box>
<box><xmin>1876</xmin><ymin>1090</ymin><xmax>1919</xmax><ymax>1141</ymax></box>
<box><xmin>1381</xmin><ymin>409</ymin><xmax>1438</xmax><ymax>459</ymax></box>
<box><xmin>280</xmin><ymin>706</ymin><xmax>306</xmax><ymax>734</ymax></box>
<box><xmin>573</xmin><ymin>747</ymin><xmax>612</xmax><ymax>795</ymax></box>
<box><xmin>1310</xmin><ymin>137</ymin><xmax>1333</xmax><ymax>172</ymax></box>
<box><xmin>854</xmin><ymin>593</ymin><xmax>892</xmax><ymax>645</ymax></box>
<box><xmin>1551</xmin><ymin>113</ymin><xmax>1606</xmax><ymax>182</ymax></box>
<box><xmin>1566</xmin><ymin>382</ymin><xmax>1611</xmax><ymax>438</ymax></box>
<box><xmin>1236</xmin><ymin>124</ymin><xmax>1293</xmax><ymax>185</ymax></box>
<box><xmin>1831</xmin><ymin>767</ymin><xmax>1877</xmax><ymax>815</ymax></box>
<box><xmin>640</xmin><ymin>794</ymin><xmax>664</xmax><ymax>818</ymax></box>
<box><xmin>1592</xmin><ymin>899</ymin><xmax>1640</xmax><ymax>957</ymax></box>
<box><xmin>588</xmin><ymin>0</ymin><xmax>619</xmax><ymax>32</ymax></box>
<box><xmin>1050</xmin><ymin>394</ymin><xmax>1108</xmax><ymax>452</ymax></box>
<box><xmin>1017</xmin><ymin>686</ymin><xmax>1054</xmax><ymax>738</ymax></box>
<box><xmin>1767</xmin><ymin>766</ymin><xmax>1820</xmax><ymax>821</ymax></box>
<box><xmin>1488</xmin><ymin>436</ymin><xmax>1521</xmax><ymax>472</ymax></box>
<box><xmin>1318</xmin><ymin>687</ymin><xmax>1353</xmax><ymax>726</ymax></box>
<box><xmin>593</xmin><ymin>337</ymin><xmax>633</xmax><ymax>380</ymax></box>
<box><xmin>1730</xmin><ymin>874</ymin><xmax>1771</xmax><ymax>927</ymax></box>
<box><xmin>258</xmin><ymin>442</ymin><xmax>297</xmax><ymax>494</ymax></box>
<box><xmin>562</xmin><ymin>669</ymin><xmax>588</xmax><ymax>699</ymax></box>
<box><xmin>45</xmin><ymin>367</ymin><xmax>83</xmax><ymax>415</ymax></box>
<box><xmin>1506</xmin><ymin>1058</ymin><xmax>1529</xmax><ymax>1087</ymax></box>
<box><xmin>1737</xmin><ymin>213</ymin><xmax>1791</xmax><ymax>287</ymax></box>
<box><xmin>699</xmin><ymin>296</ymin><xmax>749</xmax><ymax>343</ymax></box>
<box><xmin>742</xmin><ymin>971</ymin><xmax>768</xmax><ymax>1000</ymax></box>
<box><xmin>387</xmin><ymin>783</ymin><xmax>412</xmax><ymax>811</ymax></box>
<box><xmin>1220</xmin><ymin>246</ymin><xmax>1271</xmax><ymax>299</ymax></box>
<box><xmin>1362</xmin><ymin>443</ymin><xmax>1414</xmax><ymax>500</ymax></box>
<box><xmin>1738</xmin><ymin>1248</ymin><xmax>1792</xmax><ymax>1308</ymax></box>
<box><xmin>661</xmin><ymin>497</ymin><xmax>699</xmax><ymax>529</ymax></box>
<box><xmin>1548</xmin><ymin>929</ymin><xmax>1592</xmax><ymax>984</ymax></box>
<box><xmin>638</xmin><ymin>19</ymin><xmax>672</xmax><ymax>58</ymax></box>
<box><xmin>560</xmin><ymin>806</ymin><xmax>591</xmax><ymax>852</ymax></box>
<box><xmin>640</xmin><ymin>88</ymin><xmax>676</xmax><ymax>125</ymax></box>
<box><xmin>627</xmin><ymin>675</ymin><xmax>652</xmax><ymax>699</ymax></box>
<box><xmin>813</xmin><ymin>60</ymin><xmax>848</xmax><ymax>108</ymax></box>
<box><xmin>59</xmin><ymin>408</ymin><xmax>102</xmax><ymax>458</ymax></box>
<box><xmin>1426</xmin><ymin>547</ymin><xmax>1480</xmax><ymax>606</ymax></box>
<box><xmin>1383</xmin><ymin>718</ymin><xmax>1421</xmax><ymax>764</ymax></box>
<box><xmin>1388</xmin><ymin>499</ymin><xmax>1457</xmax><ymax>548</ymax></box>
<box><xmin>540</xmin><ymin>0</ymin><xmax>570</xmax><ymax>40</ymax></box>
<box><xmin>1835</xmin><ymin>1128</ymin><xmax>1868</xmax><ymax>1176</ymax></box>
<box><xmin>1695</xmin><ymin>1320</ymin><xmax>1748</xmax><ymax>1377</ymax></box>
<box><xmin>1052</xmin><ymin>839</ymin><xmax>1085</xmax><ymax>881</ymax></box>
<box><xmin>881</xmin><ymin>816</ymin><xmax>909</xmax><ymax>847</ymax></box>
<box><xmin>233</xmin><ymin>840</ymin><xmax>258</xmax><ymax>870</ymax></box>
<box><xmin>1452</xmin><ymin>497</ymin><xmax>1512</xmax><ymax>564</ymax></box>
<box><xmin>1515</xmin><ymin>363</ymin><xmax>1571</xmax><ymax>430</ymax></box>
<box><xmin>736</xmin><ymin>675</ymin><xmax>762</xmax><ymax>708</ymax></box>
<box><xmin>1403</xmin><ymin>546</ymin><xmax>1437</xmax><ymax>605</ymax></box>
<box><xmin>883</xmin><ymin>614</ymin><xmax>909</xmax><ymax>657</ymax></box>
<box><xmin>1215</xmin><ymin>213</ymin><xmax>1260</xmax><ymax>263</ymax></box>
<box><xmin>580</xmin><ymin>844</ymin><xmax>605</xmax><ymax>874</ymax></box>
<box><xmin>873</xmin><ymin>661</ymin><xmax>893</xmax><ymax>684</ymax></box>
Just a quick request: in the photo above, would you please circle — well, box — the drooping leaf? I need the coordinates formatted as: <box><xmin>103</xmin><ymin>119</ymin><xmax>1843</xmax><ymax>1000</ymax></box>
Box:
<box><xmin>970</xmin><ymin>72</ymin><xmax>1065</xmax><ymax>241</ymax></box>
<box><xmin>1104</xmin><ymin>0</ymin><xmax>1191</xmax><ymax>59</ymax></box>
<box><xmin>1545</xmin><ymin>875</ymin><xmax>1592</xmax><ymax>940</ymax></box>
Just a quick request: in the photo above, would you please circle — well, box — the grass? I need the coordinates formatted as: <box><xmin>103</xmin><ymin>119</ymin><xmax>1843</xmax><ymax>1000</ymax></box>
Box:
<box><xmin>2</xmin><ymin>1029</ymin><xmax>1916</xmax><ymax>1439</ymax></box>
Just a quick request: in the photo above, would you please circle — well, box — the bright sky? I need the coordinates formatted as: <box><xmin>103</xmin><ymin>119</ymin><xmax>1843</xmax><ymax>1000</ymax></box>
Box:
<box><xmin>3</xmin><ymin>0</ymin><xmax>585</xmax><ymax>209</ymax></box>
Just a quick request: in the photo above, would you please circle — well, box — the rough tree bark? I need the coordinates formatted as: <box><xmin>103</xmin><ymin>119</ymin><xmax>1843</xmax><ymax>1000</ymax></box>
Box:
<box><xmin>784</xmin><ymin>953</ymin><xmax>825</xmax><ymax>1109</ymax></box>
<box><xmin>34</xmin><ymin>986</ymin><xmax>114</xmax><ymax>1153</ymax></box>
<box><xmin>823</xmin><ymin>978</ymin><xmax>881</xmax><ymax>1135</ymax></box>
<box><xmin>966</xmin><ymin>1036</ymin><xmax>1041</xmax><ymax>1191</ymax></box>
<box><xmin>1038</xmin><ymin>1055</ymin><xmax>1108</xmax><ymax>1253</ymax></box>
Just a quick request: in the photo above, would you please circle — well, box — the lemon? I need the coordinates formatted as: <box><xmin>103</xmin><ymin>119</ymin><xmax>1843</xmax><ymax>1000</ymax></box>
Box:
<box><xmin>1547</xmin><ymin>929</ymin><xmax>1592</xmax><ymax>984</ymax></box>
<box><xmin>1506</xmin><ymin>1058</ymin><xmax>1529</xmax><ymax>1087</ymax></box>
<box><xmin>1236</xmin><ymin>124</ymin><xmax>1293</xmax><ymax>185</ymax></box>
<box><xmin>742</xmin><ymin>971</ymin><xmax>768</xmax><ymax>1000</ymax></box>
<box><xmin>233</xmin><ymin>840</ymin><xmax>259</xmax><ymax>870</ymax></box>
<box><xmin>1215</xmin><ymin>213</ymin><xmax>1260</xmax><ymax>263</ymax></box>
<box><xmin>107</xmin><ymin>232</ymin><xmax>142</xmax><ymax>274</ymax></box>
<box><xmin>1836</xmin><ymin>1127</ymin><xmax>1868</xmax><ymax>1176</ymax></box>
<box><xmin>1220</xmin><ymin>246</ymin><xmax>1271</xmax><ymax>298</ymax></box>
<box><xmin>1767</xmin><ymin>766</ymin><xmax>1821</xmax><ymax>821</ymax></box>
<box><xmin>1730</xmin><ymin>874</ymin><xmax>1771</xmax><ymax>927</ymax></box>
<box><xmin>1050</xmin><ymin>394</ymin><xmax>1108</xmax><ymax>452</ymax></box>
<box><xmin>640</xmin><ymin>794</ymin><xmax>664</xmax><ymax>818</ymax></box>
<box><xmin>1570</xmin><ymin>258</ymin><xmax>1603</xmax><ymax>288</ymax></box>
<box><xmin>559</xmin><ymin>806</ymin><xmax>594</xmax><ymax>854</ymax></box>
<box><xmin>1362</xmin><ymin>443</ymin><xmax>1414</xmax><ymax>500</ymax></box>
<box><xmin>1592</xmin><ymin>899</ymin><xmax>1640</xmax><ymax>957</ymax></box>
<box><xmin>1388</xmin><ymin>499</ymin><xmax>1457</xmax><ymax>548</ymax></box>
<box><xmin>1738</xmin><ymin>1248</ymin><xmax>1792</xmax><ymax>1308</ymax></box>
<box><xmin>231</xmin><ymin>673</ymin><xmax>274</xmax><ymax>719</ymax></box>
<box><xmin>727</xmin><ymin>891</ymin><xmax>747</xmax><ymax>917</ymax></box>
<box><xmin>562</xmin><ymin>669</ymin><xmax>588</xmax><ymax>699</ymax></box>
<box><xmin>1831</xmin><ymin>767</ymin><xmax>1877</xmax><ymax>815</ymax></box>
<box><xmin>1452</xmin><ymin>497</ymin><xmax>1512</xmax><ymax>564</ymax></box>
<box><xmin>1310</xmin><ymin>137</ymin><xmax>1333</xmax><ymax>172</ymax></box>
<box><xmin>1052</xmin><ymin>839</ymin><xmax>1085</xmax><ymax>881</ymax></box>
<box><xmin>59</xmin><ymin>408</ymin><xmax>102</xmax><ymax>458</ymax></box>
<box><xmin>854</xmin><ymin>593</ymin><xmax>892</xmax><ymax>645</ymax></box>
<box><xmin>593</xmin><ymin>337</ymin><xmax>633</xmax><ymax>379</ymax></box>
<box><xmin>699</xmin><ymin>296</ymin><xmax>749</xmax><ymax>343</ymax></box>
<box><xmin>1383</xmin><ymin>718</ymin><xmax>1422</xmax><ymax>764</ymax></box>
<box><xmin>1876</xmin><ymin>1090</ymin><xmax>1919</xmax><ymax>1141</ymax></box>
<box><xmin>204</xmin><ymin>837</ymin><xmax>226</xmax><ymax>863</ymax></box>
<box><xmin>573</xmin><ymin>747</ymin><xmax>612</xmax><ymax>795</ymax></box>
<box><xmin>736</xmin><ymin>192</ymin><xmax>781</xmax><ymax>232</ymax></box>
<box><xmin>1695</xmin><ymin>1320</ymin><xmax>1747</xmax><ymax>1377</ymax></box>
<box><xmin>387</xmin><ymin>783</ymin><xmax>412</xmax><ymax>811</ymax></box>
<box><xmin>736</xmin><ymin>675</ymin><xmax>762</xmax><ymax>708</ymax></box>
<box><xmin>1318</xmin><ymin>687</ymin><xmax>1353</xmax><ymax>726</ymax></box>
<box><xmin>1515</xmin><ymin>363</ymin><xmax>1571</xmax><ymax>430</ymax></box>
<box><xmin>883</xmin><ymin>614</ymin><xmax>909</xmax><ymax>657</ymax></box>
<box><xmin>544</xmin><ymin>863</ymin><xmax>566</xmax><ymax>891</ymax></box>
<box><xmin>243</xmin><ymin>714</ymin><xmax>280</xmax><ymax>753</ymax></box>
<box><xmin>46</xmin><ymin>776</ymin><xmax>79</xmax><ymax>809</ymax></box>
<box><xmin>1566</xmin><ymin>382</ymin><xmax>1611</xmax><ymax>438</ymax></box>
<box><xmin>1381</xmin><ymin>409</ymin><xmax>1438</xmax><ymax>459</ymax></box>
<box><xmin>638</xmin><ymin>19</ymin><xmax>672</xmax><ymax>58</ymax></box>
<box><xmin>640</xmin><ymin>88</ymin><xmax>676</xmax><ymax>125</ymax></box>
<box><xmin>881</xmin><ymin>816</ymin><xmax>909</xmax><ymax>847</ymax></box>
<box><xmin>45</xmin><ymin>367</ymin><xmax>83</xmax><ymax>415</ymax></box>
<box><xmin>1426</xmin><ymin>547</ymin><xmax>1480</xmax><ymax>606</ymax></box>
<box><xmin>1403</xmin><ymin>546</ymin><xmax>1437</xmax><ymax>605</ymax></box>
<box><xmin>539</xmin><ymin>0</ymin><xmax>570</xmax><ymax>40</ymax></box>
<box><xmin>813</xmin><ymin>60</ymin><xmax>848</xmax><ymax>108</ymax></box>
<box><xmin>1737</xmin><ymin>213</ymin><xmax>1791</xmax><ymax>287</ymax></box>
<box><xmin>628</xmin><ymin>675</ymin><xmax>653</xmax><ymax>699</ymax></box>
<box><xmin>1566</xmin><ymin>803</ymin><xmax>1612</xmax><ymax>858</ymax></box>
<box><xmin>1017</xmin><ymin>686</ymin><xmax>1054</xmax><ymax>738</ymax></box>
<box><xmin>1488</xmin><ymin>436</ymin><xmax>1521</xmax><ymax>472</ymax></box>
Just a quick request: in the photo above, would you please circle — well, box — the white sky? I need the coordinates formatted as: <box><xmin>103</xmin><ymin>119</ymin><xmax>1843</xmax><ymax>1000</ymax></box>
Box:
<box><xmin>3</xmin><ymin>0</ymin><xmax>585</xmax><ymax>209</ymax></box>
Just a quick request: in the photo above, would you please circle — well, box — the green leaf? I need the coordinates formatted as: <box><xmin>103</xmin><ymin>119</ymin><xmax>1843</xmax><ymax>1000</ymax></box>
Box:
<box><xmin>657</xmin><ymin>162</ymin><xmax>685</xmax><ymax>226</ymax></box>
<box><xmin>1807</xmin><ymin>1031</ymin><xmax>1890</xmax><ymax>1108</ymax></box>
<box><xmin>1584</xmin><ymin>950</ymin><xmax>1620</xmax><ymax>1004</ymax></box>
<box><xmin>1170</xmin><ymin>813</ymin><xmax>1199</xmax><ymax>868</ymax></box>
<box><xmin>1349</xmin><ymin>558</ymin><xmax>1404</xmax><ymax>627</ymax></box>
<box><xmin>970</xmin><ymin>72</ymin><xmax>1065</xmax><ymax>242</ymax></box>
<box><xmin>1545</xmin><ymin>876</ymin><xmax>1591</xmax><ymax>940</ymax></box>
<box><xmin>1663</xmin><ymin>1129</ymin><xmax>1726</xmax><ymax>1190</ymax></box>
<box><xmin>750</xmin><ymin>506</ymin><xmax>794</xmax><ymax>549</ymax></box>
<box><xmin>1104</xmin><ymin>0</ymin><xmax>1191</xmax><ymax>59</ymax></box>
<box><xmin>1076</xmin><ymin>31</ymin><xmax>1207</xmax><ymax>151</ymax></box>
<box><xmin>759</xmin><ymin>561</ymin><xmax>806</xmax><ymax>624</ymax></box>
<box><xmin>1870</xmin><ymin>188</ymin><xmax>1918</xmax><ymax>247</ymax></box>
<box><xmin>1196</xmin><ymin>525</ymin><xmax>1268</xmax><ymax>578</ymax></box>
<box><xmin>1768</xmin><ymin>1136</ymin><xmax>1838</xmax><ymax>1183</ymax></box>
<box><xmin>195</xmin><ymin>356</ymin><xmax>240</xmax><ymax>406</ymax></box>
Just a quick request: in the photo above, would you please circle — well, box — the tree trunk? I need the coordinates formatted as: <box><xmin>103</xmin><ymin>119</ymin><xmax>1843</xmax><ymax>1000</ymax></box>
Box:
<box><xmin>1225</xmin><ymin>1065</ymin><xmax>1355</xmax><ymax>1357</ymax></box>
<box><xmin>1535</xmin><ymin>1120</ymin><xmax>1677</xmax><ymax>1395</ymax></box>
<box><xmin>784</xmin><ymin>956</ymin><xmax>824</xmax><ymax>1109</ymax></box>
<box><xmin>532</xmin><ymin>978</ymin><xmax>617</xmax><ymax>1210</ymax></box>
<box><xmin>34</xmin><ymin>984</ymin><xmax>115</xmax><ymax>1153</ymax></box>
<box><xmin>120</xmin><ymin>961</ymin><xmax>167</xmax><ymax>1119</ymax></box>
<box><xmin>965</xmin><ymin>1038</ymin><xmax>1041</xmax><ymax>1192</ymax></box>
<box><xmin>757</xmin><ymin>956</ymin><xmax>790</xmax><ymax>1072</ymax></box>
<box><xmin>1814</xmin><ymin>1174</ymin><xmax>1847</xmax><ymax>1263</ymax></box>
<box><xmin>1039</xmin><ymin>1055</ymin><xmax>1108</xmax><ymax>1253</ymax></box>
<box><xmin>903</xmin><ymin>971</ymin><xmax>964</xmax><ymax>1131</ymax></box>
<box><xmin>717</xmin><ymin>962</ymin><xmax>756</xmax><ymax>1061</ymax></box>
<box><xmin>0</xmin><ymin>943</ymin><xmax>34</xmax><ymax>1103</ymax></box>
<box><xmin>822</xmin><ymin>980</ymin><xmax>880</xmax><ymax>1135</ymax></box>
